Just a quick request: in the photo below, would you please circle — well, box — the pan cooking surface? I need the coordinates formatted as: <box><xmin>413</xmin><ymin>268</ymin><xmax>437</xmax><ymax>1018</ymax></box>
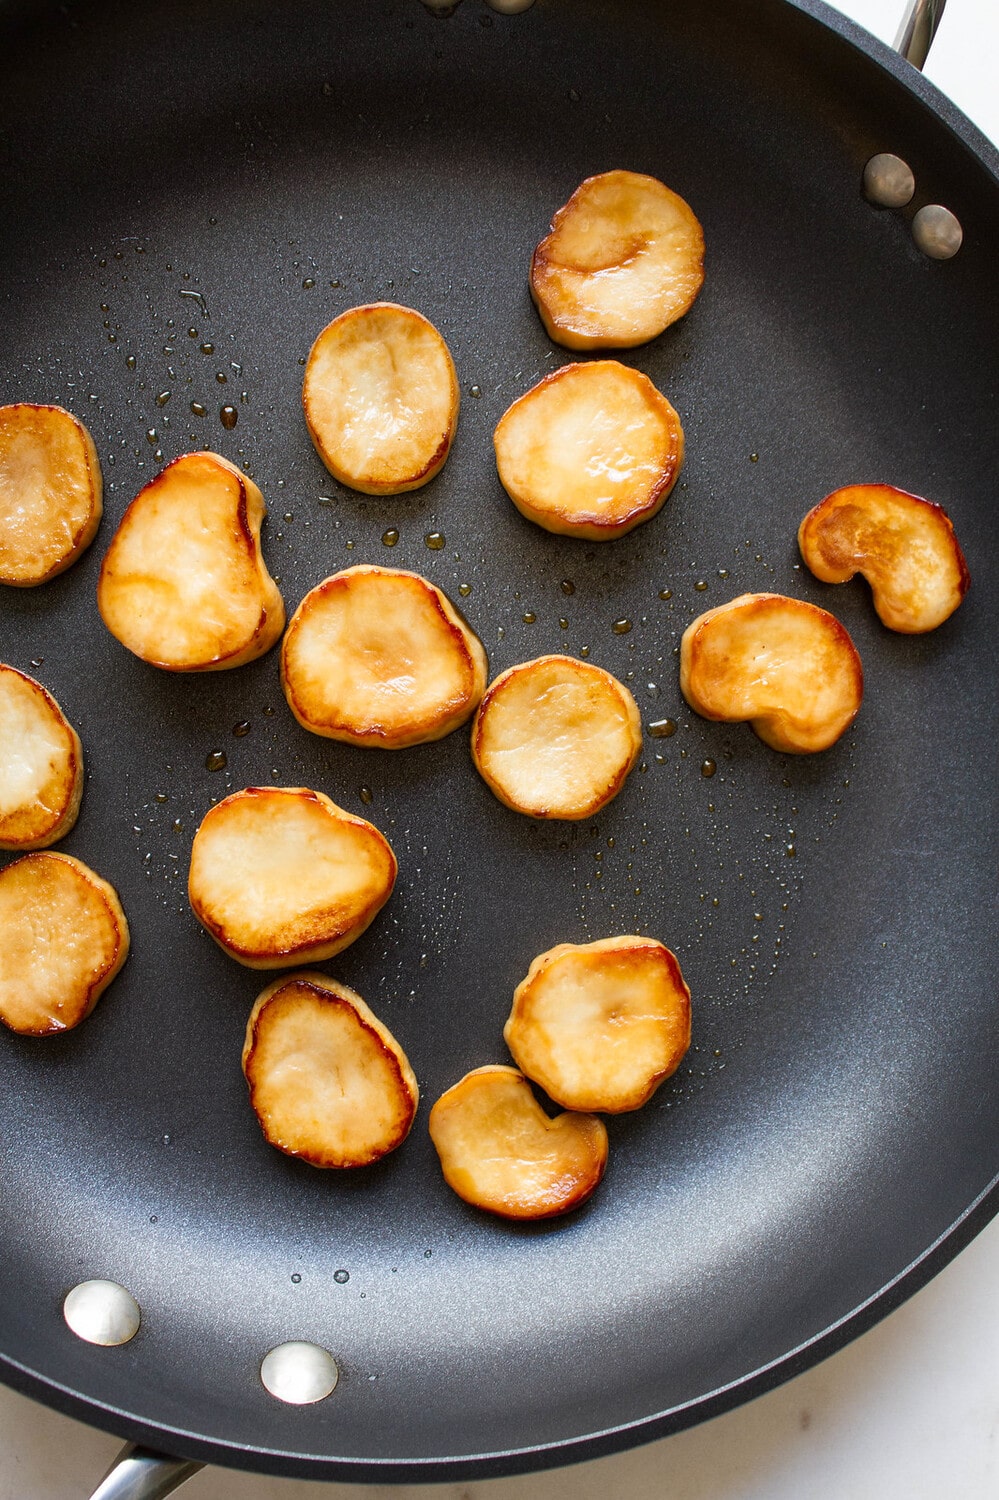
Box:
<box><xmin>0</xmin><ymin>0</ymin><xmax>997</xmax><ymax>1479</ymax></box>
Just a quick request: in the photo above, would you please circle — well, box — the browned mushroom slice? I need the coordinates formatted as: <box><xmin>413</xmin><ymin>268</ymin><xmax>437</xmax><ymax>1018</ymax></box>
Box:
<box><xmin>428</xmin><ymin>1065</ymin><xmax>608</xmax><ymax>1220</ymax></box>
<box><xmin>281</xmin><ymin>566</ymin><xmax>487</xmax><ymax>748</ymax></box>
<box><xmin>680</xmin><ymin>593</ymin><xmax>863</xmax><ymax>754</ymax></box>
<box><xmin>188</xmin><ymin>786</ymin><xmax>397</xmax><ymax>969</ymax></box>
<box><xmin>494</xmin><ymin>361</ymin><xmax>684</xmax><ymax>540</ymax></box>
<box><xmin>0</xmin><ymin>403</ymin><xmax>103</xmax><ymax>586</ymax></box>
<box><xmin>97</xmin><ymin>451</ymin><xmax>285</xmax><ymax>671</ymax></box>
<box><xmin>0</xmin><ymin>664</ymin><xmax>83</xmax><ymax>851</ymax></box>
<box><xmin>0</xmin><ymin>852</ymin><xmax>129</xmax><ymax>1035</ymax></box>
<box><xmin>530</xmin><ymin>170</ymin><xmax>705</xmax><ymax>350</ymax></box>
<box><xmin>303</xmin><ymin>303</ymin><xmax>459</xmax><ymax>494</ymax></box>
<box><xmin>505</xmin><ymin>936</ymin><xmax>691</xmax><ymax>1113</ymax></box>
<box><xmin>242</xmin><ymin>972</ymin><xmax>418</xmax><ymax>1168</ymax></box>
<box><xmin>798</xmin><ymin>483</ymin><xmax>970</xmax><ymax>633</ymax></box>
<box><xmin>471</xmin><ymin>655</ymin><xmax>641</xmax><ymax>819</ymax></box>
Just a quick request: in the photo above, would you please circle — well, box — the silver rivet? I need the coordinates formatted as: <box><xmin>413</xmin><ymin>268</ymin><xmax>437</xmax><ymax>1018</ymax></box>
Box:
<box><xmin>912</xmin><ymin>203</ymin><xmax>963</xmax><ymax>259</ymax></box>
<box><xmin>260</xmin><ymin>1341</ymin><xmax>339</xmax><ymax>1405</ymax></box>
<box><xmin>63</xmin><ymin>1280</ymin><xmax>141</xmax><ymax>1346</ymax></box>
<box><xmin>862</xmin><ymin>153</ymin><xmax>915</xmax><ymax>207</ymax></box>
<box><xmin>486</xmin><ymin>0</ymin><xmax>536</xmax><ymax>11</ymax></box>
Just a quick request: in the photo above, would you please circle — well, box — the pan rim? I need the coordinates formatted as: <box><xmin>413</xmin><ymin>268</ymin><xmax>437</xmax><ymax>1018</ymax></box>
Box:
<box><xmin>790</xmin><ymin>0</ymin><xmax>999</xmax><ymax>182</ymax></box>
<box><xmin>2</xmin><ymin>1176</ymin><xmax>997</xmax><ymax>1480</ymax></box>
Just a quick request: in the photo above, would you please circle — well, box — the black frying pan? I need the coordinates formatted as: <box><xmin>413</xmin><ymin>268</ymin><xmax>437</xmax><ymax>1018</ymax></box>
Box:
<box><xmin>1</xmin><ymin>0</ymin><xmax>997</xmax><ymax>1490</ymax></box>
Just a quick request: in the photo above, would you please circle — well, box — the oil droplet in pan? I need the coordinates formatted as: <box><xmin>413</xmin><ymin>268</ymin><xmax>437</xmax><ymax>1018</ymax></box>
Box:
<box><xmin>205</xmin><ymin>750</ymin><xmax>228</xmax><ymax>772</ymax></box>
<box><xmin>611</xmin><ymin>618</ymin><xmax>632</xmax><ymax>635</ymax></box>
<box><xmin>220</xmin><ymin>405</ymin><xmax>238</xmax><ymax>430</ymax></box>
<box><xmin>648</xmin><ymin>719</ymin><xmax>677</xmax><ymax>738</ymax></box>
<box><xmin>458</xmin><ymin>584</ymin><xmax>471</xmax><ymax>597</ymax></box>
<box><xmin>232</xmin><ymin>721</ymin><xmax>251</xmax><ymax>738</ymax></box>
<box><xmin>359</xmin><ymin>787</ymin><xmax>373</xmax><ymax>805</ymax></box>
<box><xmin>425</xmin><ymin>531</ymin><xmax>445</xmax><ymax>550</ymax></box>
<box><xmin>560</xmin><ymin>580</ymin><xmax>575</xmax><ymax>596</ymax></box>
<box><xmin>701</xmin><ymin>758</ymin><xmax>717</xmax><ymax>778</ymax></box>
<box><xmin>382</xmin><ymin>529</ymin><xmax>400</xmax><ymax>547</ymax></box>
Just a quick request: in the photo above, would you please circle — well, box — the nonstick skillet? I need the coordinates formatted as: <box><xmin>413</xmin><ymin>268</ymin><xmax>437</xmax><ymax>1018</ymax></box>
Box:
<box><xmin>1</xmin><ymin>0</ymin><xmax>997</xmax><ymax>1493</ymax></box>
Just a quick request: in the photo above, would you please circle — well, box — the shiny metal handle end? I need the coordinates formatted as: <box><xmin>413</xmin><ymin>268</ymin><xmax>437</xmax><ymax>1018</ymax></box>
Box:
<box><xmin>88</xmin><ymin>1443</ymin><xmax>204</xmax><ymax>1500</ymax></box>
<box><xmin>894</xmin><ymin>0</ymin><xmax>947</xmax><ymax>69</ymax></box>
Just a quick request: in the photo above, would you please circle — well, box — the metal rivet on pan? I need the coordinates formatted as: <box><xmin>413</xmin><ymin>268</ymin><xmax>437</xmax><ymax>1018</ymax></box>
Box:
<box><xmin>486</xmin><ymin>0</ymin><xmax>537</xmax><ymax>11</ymax></box>
<box><xmin>911</xmin><ymin>204</ymin><xmax>963</xmax><ymax>259</ymax></box>
<box><xmin>862</xmin><ymin>153</ymin><xmax>915</xmax><ymax>207</ymax></box>
<box><xmin>260</xmin><ymin>1342</ymin><xmax>339</xmax><ymax>1405</ymax></box>
<box><xmin>63</xmin><ymin>1280</ymin><xmax>141</xmax><ymax>1346</ymax></box>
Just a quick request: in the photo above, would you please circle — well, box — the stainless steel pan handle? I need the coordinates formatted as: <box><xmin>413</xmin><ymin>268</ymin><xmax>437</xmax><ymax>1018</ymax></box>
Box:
<box><xmin>895</xmin><ymin>0</ymin><xmax>947</xmax><ymax>67</ymax></box>
<box><xmin>87</xmin><ymin>1443</ymin><xmax>203</xmax><ymax>1500</ymax></box>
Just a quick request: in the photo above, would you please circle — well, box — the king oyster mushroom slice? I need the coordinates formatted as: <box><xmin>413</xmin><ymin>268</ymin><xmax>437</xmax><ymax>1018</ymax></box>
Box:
<box><xmin>471</xmin><ymin>655</ymin><xmax>642</xmax><ymax>819</ymax></box>
<box><xmin>97</xmin><ymin>451</ymin><xmax>284</xmax><ymax>671</ymax></box>
<box><xmin>0</xmin><ymin>403</ymin><xmax>103</xmax><ymax>587</ymax></box>
<box><xmin>243</xmin><ymin>972</ymin><xmax>418</xmax><ymax>1169</ymax></box>
<box><xmin>505</xmin><ymin>935</ymin><xmax>691</xmax><ymax>1114</ymax></box>
<box><xmin>680</xmin><ymin>592</ymin><xmax>863</xmax><ymax>754</ymax></box>
<box><xmin>429</xmin><ymin>1065</ymin><xmax>608</xmax><ymax>1220</ymax></box>
<box><xmin>303</xmin><ymin>302</ymin><xmax>459</xmax><ymax>494</ymax></box>
<box><xmin>0</xmin><ymin>664</ymin><xmax>83</xmax><ymax>851</ymax></box>
<box><xmin>0</xmin><ymin>852</ymin><xmax>129</xmax><ymax>1035</ymax></box>
<box><xmin>494</xmin><ymin>360</ymin><xmax>685</xmax><ymax>540</ymax></box>
<box><xmin>798</xmin><ymin>482</ymin><xmax>970</xmax><ymax>633</ymax></box>
<box><xmin>188</xmin><ymin>786</ymin><xmax>397</xmax><ymax>969</ymax></box>
<box><xmin>530</xmin><ymin>169</ymin><xmax>705</xmax><ymax>350</ymax></box>
<box><xmin>282</xmin><ymin>566</ymin><xmax>487</xmax><ymax>749</ymax></box>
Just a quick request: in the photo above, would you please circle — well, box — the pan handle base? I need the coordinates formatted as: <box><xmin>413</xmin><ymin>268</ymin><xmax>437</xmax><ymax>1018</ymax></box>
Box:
<box><xmin>88</xmin><ymin>1442</ymin><xmax>204</xmax><ymax>1500</ymax></box>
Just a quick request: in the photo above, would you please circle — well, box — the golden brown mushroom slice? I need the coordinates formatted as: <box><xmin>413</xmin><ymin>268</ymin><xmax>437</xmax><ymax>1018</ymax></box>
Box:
<box><xmin>680</xmin><ymin>593</ymin><xmax>863</xmax><ymax>754</ymax></box>
<box><xmin>505</xmin><ymin>936</ymin><xmax>691</xmax><ymax>1114</ymax></box>
<box><xmin>798</xmin><ymin>483</ymin><xmax>970</xmax><ymax>633</ymax></box>
<box><xmin>471</xmin><ymin>655</ymin><xmax>642</xmax><ymax>819</ymax></box>
<box><xmin>494</xmin><ymin>361</ymin><xmax>684</xmax><ymax>540</ymax></box>
<box><xmin>97</xmin><ymin>451</ymin><xmax>285</xmax><ymax>671</ymax></box>
<box><xmin>0</xmin><ymin>852</ymin><xmax>129</xmax><ymax>1035</ymax></box>
<box><xmin>428</xmin><ymin>1065</ymin><xmax>608</xmax><ymax>1220</ymax></box>
<box><xmin>188</xmin><ymin>786</ymin><xmax>397</xmax><ymax>969</ymax></box>
<box><xmin>530</xmin><ymin>170</ymin><xmax>705</xmax><ymax>350</ymax></box>
<box><xmin>303</xmin><ymin>303</ymin><xmax>460</xmax><ymax>494</ymax></box>
<box><xmin>242</xmin><ymin>972</ymin><xmax>418</xmax><ymax>1168</ymax></box>
<box><xmin>0</xmin><ymin>403</ymin><xmax>103</xmax><ymax>587</ymax></box>
<box><xmin>0</xmin><ymin>665</ymin><xmax>83</xmax><ymax>851</ymax></box>
<box><xmin>281</xmin><ymin>566</ymin><xmax>487</xmax><ymax>748</ymax></box>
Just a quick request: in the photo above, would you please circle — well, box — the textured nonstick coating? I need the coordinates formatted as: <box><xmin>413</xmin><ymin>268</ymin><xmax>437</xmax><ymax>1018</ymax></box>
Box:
<box><xmin>0</xmin><ymin>0</ymin><xmax>996</xmax><ymax>1481</ymax></box>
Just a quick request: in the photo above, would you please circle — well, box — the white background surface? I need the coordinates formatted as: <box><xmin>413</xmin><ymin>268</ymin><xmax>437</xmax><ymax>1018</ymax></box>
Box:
<box><xmin>3</xmin><ymin>1</ymin><xmax>997</xmax><ymax>1497</ymax></box>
